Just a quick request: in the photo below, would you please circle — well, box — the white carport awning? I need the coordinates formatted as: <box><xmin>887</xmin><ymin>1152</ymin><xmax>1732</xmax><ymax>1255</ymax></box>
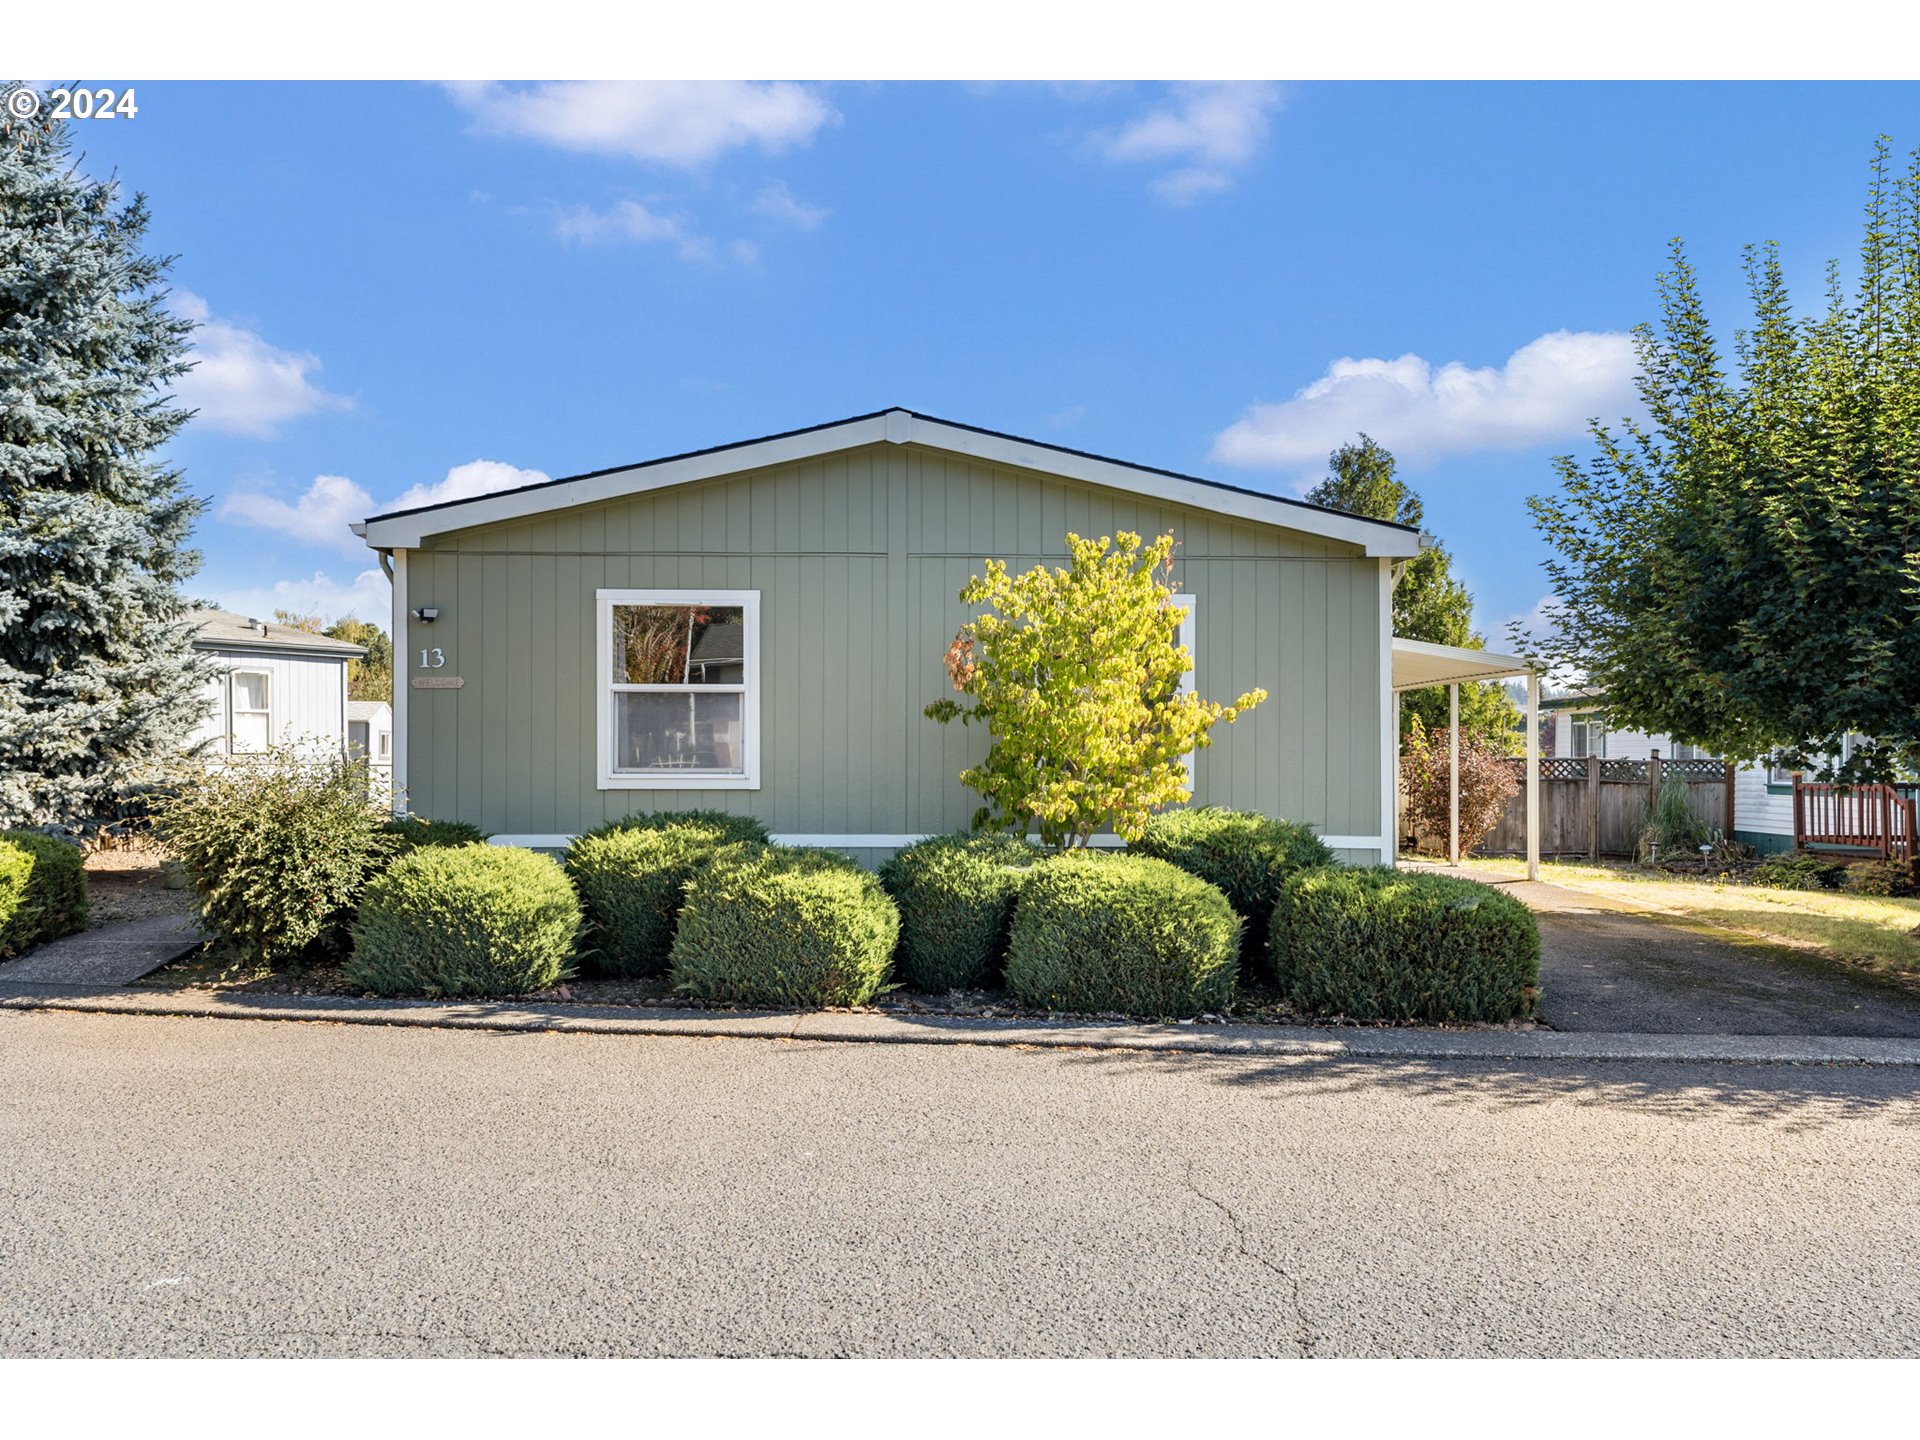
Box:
<box><xmin>1392</xmin><ymin>637</ymin><xmax>1535</xmax><ymax>692</ymax></box>
<box><xmin>1389</xmin><ymin>638</ymin><xmax>1545</xmax><ymax>881</ymax></box>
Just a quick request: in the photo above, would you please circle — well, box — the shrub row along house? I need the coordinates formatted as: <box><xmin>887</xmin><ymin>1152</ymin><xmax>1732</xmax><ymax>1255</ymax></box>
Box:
<box><xmin>352</xmin><ymin>409</ymin><xmax>1543</xmax><ymax>869</ymax></box>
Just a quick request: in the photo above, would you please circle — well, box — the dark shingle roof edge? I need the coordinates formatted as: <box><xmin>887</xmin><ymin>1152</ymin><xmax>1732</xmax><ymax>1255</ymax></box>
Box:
<box><xmin>358</xmin><ymin>407</ymin><xmax>1424</xmax><ymax>539</ymax></box>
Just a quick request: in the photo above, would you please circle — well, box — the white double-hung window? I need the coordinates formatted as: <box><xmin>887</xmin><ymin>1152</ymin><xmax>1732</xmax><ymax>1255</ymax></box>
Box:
<box><xmin>596</xmin><ymin>590</ymin><xmax>760</xmax><ymax>789</ymax></box>
<box><xmin>228</xmin><ymin>670</ymin><xmax>272</xmax><ymax>754</ymax></box>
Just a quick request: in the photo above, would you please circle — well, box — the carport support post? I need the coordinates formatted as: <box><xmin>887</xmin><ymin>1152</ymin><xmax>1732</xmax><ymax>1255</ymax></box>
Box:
<box><xmin>1525</xmin><ymin>672</ymin><xmax>1541</xmax><ymax>882</ymax></box>
<box><xmin>1448</xmin><ymin>682</ymin><xmax>1460</xmax><ymax>865</ymax></box>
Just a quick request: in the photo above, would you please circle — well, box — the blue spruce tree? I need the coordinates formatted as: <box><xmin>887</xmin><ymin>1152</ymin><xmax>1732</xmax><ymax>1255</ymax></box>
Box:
<box><xmin>1</xmin><ymin>95</ymin><xmax>211</xmax><ymax>826</ymax></box>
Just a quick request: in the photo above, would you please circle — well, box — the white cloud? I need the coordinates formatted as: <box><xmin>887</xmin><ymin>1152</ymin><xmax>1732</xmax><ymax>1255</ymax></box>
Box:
<box><xmin>445</xmin><ymin>81</ymin><xmax>835</xmax><ymax>167</ymax></box>
<box><xmin>171</xmin><ymin>291</ymin><xmax>350</xmax><ymax>438</ymax></box>
<box><xmin>219</xmin><ymin>474</ymin><xmax>371</xmax><ymax>555</ymax></box>
<box><xmin>217</xmin><ymin>566</ymin><xmax>393</xmax><ymax>627</ymax></box>
<box><xmin>751</xmin><ymin>181</ymin><xmax>829</xmax><ymax>230</ymax></box>
<box><xmin>387</xmin><ymin>459</ymin><xmax>549</xmax><ymax>514</ymax></box>
<box><xmin>1092</xmin><ymin>82</ymin><xmax>1281</xmax><ymax>204</ymax></box>
<box><xmin>1210</xmin><ymin>330</ymin><xmax>1641</xmax><ymax>471</ymax></box>
<box><xmin>221</xmin><ymin>460</ymin><xmax>549</xmax><ymax>555</ymax></box>
<box><xmin>551</xmin><ymin>199</ymin><xmax>712</xmax><ymax>259</ymax></box>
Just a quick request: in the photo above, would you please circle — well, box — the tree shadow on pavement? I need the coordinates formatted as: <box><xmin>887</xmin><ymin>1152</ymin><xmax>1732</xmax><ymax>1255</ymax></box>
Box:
<box><xmin>1055</xmin><ymin>1048</ymin><xmax>1920</xmax><ymax>1134</ymax></box>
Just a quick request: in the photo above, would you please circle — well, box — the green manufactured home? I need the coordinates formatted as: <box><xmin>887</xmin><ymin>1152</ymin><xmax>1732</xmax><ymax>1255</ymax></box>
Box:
<box><xmin>354</xmin><ymin>409</ymin><xmax>1432</xmax><ymax>866</ymax></box>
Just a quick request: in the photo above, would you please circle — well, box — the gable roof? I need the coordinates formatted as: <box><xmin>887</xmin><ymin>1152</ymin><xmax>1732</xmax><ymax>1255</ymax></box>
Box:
<box><xmin>353</xmin><ymin>408</ymin><xmax>1425</xmax><ymax>557</ymax></box>
<box><xmin>190</xmin><ymin>609</ymin><xmax>366</xmax><ymax>658</ymax></box>
<box><xmin>347</xmin><ymin>699</ymin><xmax>392</xmax><ymax>723</ymax></box>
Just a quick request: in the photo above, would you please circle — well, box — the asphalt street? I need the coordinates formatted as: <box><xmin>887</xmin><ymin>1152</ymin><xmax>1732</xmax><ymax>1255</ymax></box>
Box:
<box><xmin>3</xmin><ymin>1008</ymin><xmax>1918</xmax><ymax>1357</ymax></box>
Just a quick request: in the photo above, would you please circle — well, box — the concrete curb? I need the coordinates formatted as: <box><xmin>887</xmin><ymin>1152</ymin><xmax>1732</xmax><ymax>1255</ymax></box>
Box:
<box><xmin>5</xmin><ymin>983</ymin><xmax>1920</xmax><ymax>1064</ymax></box>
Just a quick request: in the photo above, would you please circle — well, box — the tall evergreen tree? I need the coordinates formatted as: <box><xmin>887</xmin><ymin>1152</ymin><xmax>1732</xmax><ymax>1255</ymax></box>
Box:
<box><xmin>0</xmin><ymin>97</ymin><xmax>210</xmax><ymax>826</ymax></box>
<box><xmin>1306</xmin><ymin>436</ymin><xmax>1520</xmax><ymax>748</ymax></box>
<box><xmin>1525</xmin><ymin>139</ymin><xmax>1920</xmax><ymax>781</ymax></box>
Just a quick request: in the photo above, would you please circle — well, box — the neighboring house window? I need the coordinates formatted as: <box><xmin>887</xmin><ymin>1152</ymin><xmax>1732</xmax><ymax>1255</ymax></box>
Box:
<box><xmin>1668</xmin><ymin>741</ymin><xmax>1714</xmax><ymax>761</ymax></box>
<box><xmin>596</xmin><ymin>590</ymin><xmax>760</xmax><ymax>790</ymax></box>
<box><xmin>1567</xmin><ymin>712</ymin><xmax>1605</xmax><ymax>759</ymax></box>
<box><xmin>378</xmin><ymin>730</ymin><xmax>391</xmax><ymax>759</ymax></box>
<box><xmin>228</xmin><ymin>671</ymin><xmax>271</xmax><ymax>754</ymax></box>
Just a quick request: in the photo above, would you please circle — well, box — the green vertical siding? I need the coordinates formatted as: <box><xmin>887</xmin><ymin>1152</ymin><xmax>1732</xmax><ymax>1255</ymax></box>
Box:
<box><xmin>399</xmin><ymin>441</ymin><xmax>1384</xmax><ymax>850</ymax></box>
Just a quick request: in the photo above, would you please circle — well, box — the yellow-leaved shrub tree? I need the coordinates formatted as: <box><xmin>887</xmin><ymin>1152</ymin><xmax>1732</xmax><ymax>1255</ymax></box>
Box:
<box><xmin>925</xmin><ymin>531</ymin><xmax>1266</xmax><ymax>849</ymax></box>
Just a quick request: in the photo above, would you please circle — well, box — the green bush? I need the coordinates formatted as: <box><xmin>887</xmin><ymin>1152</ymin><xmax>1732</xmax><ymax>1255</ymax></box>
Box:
<box><xmin>154</xmin><ymin>746</ymin><xmax>394</xmax><ymax>967</ymax></box>
<box><xmin>585</xmin><ymin>809</ymin><xmax>770</xmax><ymax>847</ymax></box>
<box><xmin>877</xmin><ymin>833</ymin><xmax>1041</xmax><ymax>991</ymax></box>
<box><xmin>1130</xmin><ymin>807</ymin><xmax>1334</xmax><ymax>966</ymax></box>
<box><xmin>1270</xmin><ymin>867</ymin><xmax>1539</xmax><ymax>1023</ymax></box>
<box><xmin>564</xmin><ymin>822</ymin><xmax>761</xmax><ymax>978</ymax></box>
<box><xmin>1004</xmin><ymin>851</ymin><xmax>1239</xmax><ymax>1018</ymax></box>
<box><xmin>381</xmin><ymin>816</ymin><xmax>490</xmax><ymax>852</ymax></box>
<box><xmin>670</xmin><ymin>847</ymin><xmax>898</xmax><ymax>1007</ymax></box>
<box><xmin>1752</xmin><ymin>849</ymin><xmax>1850</xmax><ymax>891</ymax></box>
<box><xmin>348</xmin><ymin>845</ymin><xmax>581</xmax><ymax>997</ymax></box>
<box><xmin>0</xmin><ymin>831</ymin><xmax>89</xmax><ymax>956</ymax></box>
<box><xmin>1841</xmin><ymin>857</ymin><xmax>1919</xmax><ymax>898</ymax></box>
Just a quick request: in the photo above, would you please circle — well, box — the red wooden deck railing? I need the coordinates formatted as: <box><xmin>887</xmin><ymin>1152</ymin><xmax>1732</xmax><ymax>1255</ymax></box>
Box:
<box><xmin>1792</xmin><ymin>779</ymin><xmax>1918</xmax><ymax>862</ymax></box>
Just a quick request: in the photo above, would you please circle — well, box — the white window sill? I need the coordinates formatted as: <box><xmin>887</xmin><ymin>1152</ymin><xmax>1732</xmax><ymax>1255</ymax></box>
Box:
<box><xmin>598</xmin><ymin>773</ymin><xmax>760</xmax><ymax>790</ymax></box>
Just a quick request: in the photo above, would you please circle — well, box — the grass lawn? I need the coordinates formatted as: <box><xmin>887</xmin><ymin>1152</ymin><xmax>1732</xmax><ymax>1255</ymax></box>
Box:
<box><xmin>1449</xmin><ymin>856</ymin><xmax>1920</xmax><ymax>982</ymax></box>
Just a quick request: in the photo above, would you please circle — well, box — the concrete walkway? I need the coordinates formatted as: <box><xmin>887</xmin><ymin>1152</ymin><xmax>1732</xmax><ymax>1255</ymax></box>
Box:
<box><xmin>1458</xmin><ymin>871</ymin><xmax>1920</xmax><ymax>1038</ymax></box>
<box><xmin>0</xmin><ymin>914</ymin><xmax>202</xmax><ymax>986</ymax></box>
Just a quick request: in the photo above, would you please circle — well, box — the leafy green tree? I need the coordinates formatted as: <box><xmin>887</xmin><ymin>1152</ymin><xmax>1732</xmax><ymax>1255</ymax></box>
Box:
<box><xmin>926</xmin><ymin>532</ymin><xmax>1266</xmax><ymax>848</ymax></box>
<box><xmin>328</xmin><ymin>618</ymin><xmax>392</xmax><ymax>702</ymax></box>
<box><xmin>1306</xmin><ymin>436</ymin><xmax>1519</xmax><ymax>749</ymax></box>
<box><xmin>1524</xmin><ymin>139</ymin><xmax>1920</xmax><ymax>782</ymax></box>
<box><xmin>0</xmin><ymin>97</ymin><xmax>210</xmax><ymax>826</ymax></box>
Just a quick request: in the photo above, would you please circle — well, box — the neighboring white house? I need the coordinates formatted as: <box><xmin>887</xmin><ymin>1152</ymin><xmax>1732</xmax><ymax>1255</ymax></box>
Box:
<box><xmin>1542</xmin><ymin>693</ymin><xmax>1897</xmax><ymax>855</ymax></box>
<box><xmin>187</xmin><ymin>610</ymin><xmax>366</xmax><ymax>762</ymax></box>
<box><xmin>347</xmin><ymin>699</ymin><xmax>394</xmax><ymax>805</ymax></box>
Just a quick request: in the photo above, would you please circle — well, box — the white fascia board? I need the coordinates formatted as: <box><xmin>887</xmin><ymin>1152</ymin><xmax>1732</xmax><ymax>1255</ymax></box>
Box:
<box><xmin>897</xmin><ymin>415</ymin><xmax>1422</xmax><ymax>558</ymax></box>
<box><xmin>358</xmin><ymin>408</ymin><xmax>1422</xmax><ymax>557</ymax></box>
<box><xmin>361</xmin><ymin>414</ymin><xmax>895</xmax><ymax>548</ymax></box>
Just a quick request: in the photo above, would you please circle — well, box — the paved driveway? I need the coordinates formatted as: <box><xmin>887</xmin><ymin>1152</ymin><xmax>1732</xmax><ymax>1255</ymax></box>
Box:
<box><xmin>3</xmin><ymin>1009</ymin><xmax>1918</xmax><ymax>1357</ymax></box>
<box><xmin>1403</xmin><ymin>864</ymin><xmax>1920</xmax><ymax>1037</ymax></box>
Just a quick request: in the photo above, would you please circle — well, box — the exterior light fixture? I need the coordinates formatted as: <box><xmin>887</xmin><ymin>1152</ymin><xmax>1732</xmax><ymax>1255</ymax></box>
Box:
<box><xmin>412</xmin><ymin>606</ymin><xmax>440</xmax><ymax>623</ymax></box>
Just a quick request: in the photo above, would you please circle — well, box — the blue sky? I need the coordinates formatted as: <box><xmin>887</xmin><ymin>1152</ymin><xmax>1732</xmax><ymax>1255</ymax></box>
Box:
<box><xmin>59</xmin><ymin>79</ymin><xmax>1915</xmax><ymax>637</ymax></box>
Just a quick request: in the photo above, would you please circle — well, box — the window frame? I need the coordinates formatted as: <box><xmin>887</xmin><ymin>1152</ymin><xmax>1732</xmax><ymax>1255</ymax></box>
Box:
<box><xmin>1171</xmin><ymin>593</ymin><xmax>1197</xmax><ymax>787</ymax></box>
<box><xmin>595</xmin><ymin>588</ymin><xmax>761</xmax><ymax>791</ymax></box>
<box><xmin>227</xmin><ymin>668</ymin><xmax>273</xmax><ymax>755</ymax></box>
<box><xmin>1567</xmin><ymin>710</ymin><xmax>1605</xmax><ymax>760</ymax></box>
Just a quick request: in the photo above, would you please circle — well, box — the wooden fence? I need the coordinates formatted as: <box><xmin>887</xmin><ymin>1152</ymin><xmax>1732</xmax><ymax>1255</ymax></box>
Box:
<box><xmin>1474</xmin><ymin>755</ymin><xmax>1734</xmax><ymax>859</ymax></box>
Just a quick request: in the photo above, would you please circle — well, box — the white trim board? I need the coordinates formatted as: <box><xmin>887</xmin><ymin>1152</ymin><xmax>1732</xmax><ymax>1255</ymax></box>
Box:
<box><xmin>390</xmin><ymin>548</ymin><xmax>408</xmax><ymax>816</ymax></box>
<box><xmin>357</xmin><ymin>409</ymin><xmax>1423</xmax><ymax>558</ymax></box>
<box><xmin>485</xmin><ymin>830</ymin><xmax>1385</xmax><ymax>852</ymax></box>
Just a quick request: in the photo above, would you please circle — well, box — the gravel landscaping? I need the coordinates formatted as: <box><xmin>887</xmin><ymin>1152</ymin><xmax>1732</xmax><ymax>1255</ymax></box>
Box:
<box><xmin>81</xmin><ymin>842</ymin><xmax>195</xmax><ymax>930</ymax></box>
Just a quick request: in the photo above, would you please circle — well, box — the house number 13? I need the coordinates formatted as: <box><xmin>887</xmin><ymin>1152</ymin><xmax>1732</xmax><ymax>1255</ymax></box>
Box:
<box><xmin>418</xmin><ymin>647</ymin><xmax>447</xmax><ymax>669</ymax></box>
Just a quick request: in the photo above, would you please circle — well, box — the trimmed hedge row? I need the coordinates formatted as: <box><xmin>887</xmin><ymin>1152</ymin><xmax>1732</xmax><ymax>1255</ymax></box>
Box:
<box><xmin>349</xmin><ymin>844</ymin><xmax>581</xmax><ymax>997</ymax></box>
<box><xmin>585</xmin><ymin>809</ymin><xmax>770</xmax><ymax>847</ymax></box>
<box><xmin>1005</xmin><ymin>851</ymin><xmax>1239</xmax><ymax>1018</ymax></box>
<box><xmin>671</xmin><ymin>846</ymin><xmax>899</xmax><ymax>1007</ymax></box>
<box><xmin>0</xmin><ymin>830</ymin><xmax>90</xmax><ymax>957</ymax></box>
<box><xmin>381</xmin><ymin>817</ymin><xmax>490</xmax><ymax>852</ymax></box>
<box><xmin>1271</xmin><ymin>867</ymin><xmax>1539</xmax><ymax>1023</ymax></box>
<box><xmin>564</xmin><ymin>822</ymin><xmax>755</xmax><ymax>977</ymax></box>
<box><xmin>878</xmin><ymin>833</ymin><xmax>1040</xmax><ymax>991</ymax></box>
<box><xmin>1130</xmin><ymin>807</ymin><xmax>1333</xmax><ymax>967</ymax></box>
